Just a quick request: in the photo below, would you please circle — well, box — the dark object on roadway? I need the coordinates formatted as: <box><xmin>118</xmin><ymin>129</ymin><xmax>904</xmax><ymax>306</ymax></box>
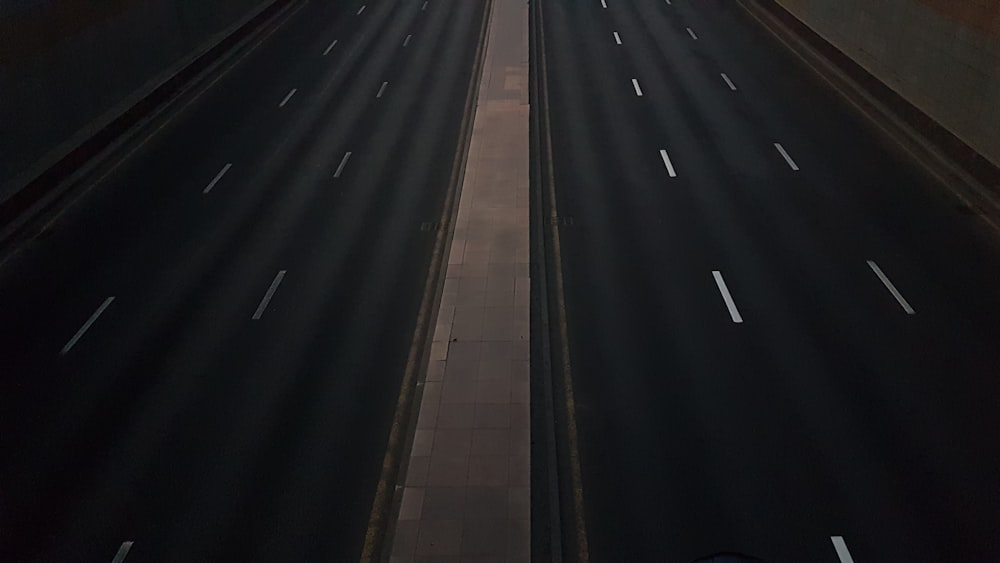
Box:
<box><xmin>693</xmin><ymin>554</ymin><xmax>767</xmax><ymax>563</ymax></box>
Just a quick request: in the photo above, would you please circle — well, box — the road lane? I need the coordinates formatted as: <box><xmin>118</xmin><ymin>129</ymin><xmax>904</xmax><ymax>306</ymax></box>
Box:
<box><xmin>540</xmin><ymin>0</ymin><xmax>1000</xmax><ymax>561</ymax></box>
<box><xmin>0</xmin><ymin>0</ymin><xmax>487</xmax><ymax>560</ymax></box>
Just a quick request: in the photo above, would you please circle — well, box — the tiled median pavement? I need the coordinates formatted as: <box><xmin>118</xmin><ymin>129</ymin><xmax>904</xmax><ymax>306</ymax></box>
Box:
<box><xmin>389</xmin><ymin>0</ymin><xmax>531</xmax><ymax>559</ymax></box>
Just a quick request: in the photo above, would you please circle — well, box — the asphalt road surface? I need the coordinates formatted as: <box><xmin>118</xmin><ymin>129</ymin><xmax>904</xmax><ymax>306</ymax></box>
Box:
<box><xmin>540</xmin><ymin>0</ymin><xmax>1000</xmax><ymax>561</ymax></box>
<box><xmin>0</xmin><ymin>0</ymin><xmax>485</xmax><ymax>560</ymax></box>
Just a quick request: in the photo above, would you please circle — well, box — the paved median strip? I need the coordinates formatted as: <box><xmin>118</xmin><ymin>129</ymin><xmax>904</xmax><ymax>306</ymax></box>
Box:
<box><xmin>61</xmin><ymin>296</ymin><xmax>115</xmax><ymax>355</ymax></box>
<box><xmin>712</xmin><ymin>271</ymin><xmax>744</xmax><ymax>323</ymax></box>
<box><xmin>867</xmin><ymin>260</ymin><xmax>916</xmax><ymax>314</ymax></box>
<box><xmin>252</xmin><ymin>270</ymin><xmax>287</xmax><ymax>320</ymax></box>
<box><xmin>385</xmin><ymin>0</ymin><xmax>532</xmax><ymax>558</ymax></box>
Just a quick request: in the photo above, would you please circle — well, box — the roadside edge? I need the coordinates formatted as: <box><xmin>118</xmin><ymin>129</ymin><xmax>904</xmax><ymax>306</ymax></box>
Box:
<box><xmin>736</xmin><ymin>0</ymin><xmax>1000</xmax><ymax>238</ymax></box>
<box><xmin>0</xmin><ymin>0</ymin><xmax>301</xmax><ymax>250</ymax></box>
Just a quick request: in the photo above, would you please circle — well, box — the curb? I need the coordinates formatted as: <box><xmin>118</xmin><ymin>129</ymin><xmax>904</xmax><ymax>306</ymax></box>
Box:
<box><xmin>529</xmin><ymin>0</ymin><xmax>590</xmax><ymax>560</ymax></box>
<box><xmin>527</xmin><ymin>0</ymin><xmax>564</xmax><ymax>558</ymax></box>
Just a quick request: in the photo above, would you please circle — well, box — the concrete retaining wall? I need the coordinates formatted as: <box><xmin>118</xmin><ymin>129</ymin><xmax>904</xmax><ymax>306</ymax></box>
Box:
<box><xmin>775</xmin><ymin>0</ymin><xmax>1000</xmax><ymax>169</ymax></box>
<box><xmin>0</xmin><ymin>0</ymin><xmax>274</xmax><ymax>200</ymax></box>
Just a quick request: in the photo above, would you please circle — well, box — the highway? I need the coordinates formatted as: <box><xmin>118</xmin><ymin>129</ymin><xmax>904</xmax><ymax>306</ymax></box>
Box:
<box><xmin>539</xmin><ymin>0</ymin><xmax>1000</xmax><ymax>561</ymax></box>
<box><xmin>0</xmin><ymin>0</ymin><xmax>486</xmax><ymax>560</ymax></box>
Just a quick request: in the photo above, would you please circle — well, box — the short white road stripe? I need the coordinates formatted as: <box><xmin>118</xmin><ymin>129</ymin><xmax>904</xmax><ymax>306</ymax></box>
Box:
<box><xmin>279</xmin><ymin>88</ymin><xmax>297</xmax><ymax>107</ymax></box>
<box><xmin>867</xmin><ymin>260</ymin><xmax>916</xmax><ymax>314</ymax></box>
<box><xmin>403</xmin><ymin>34</ymin><xmax>412</xmax><ymax>46</ymax></box>
<box><xmin>334</xmin><ymin>151</ymin><xmax>353</xmax><ymax>178</ymax></box>
<box><xmin>357</xmin><ymin>5</ymin><xmax>366</xmax><ymax>15</ymax></box>
<box><xmin>600</xmin><ymin>0</ymin><xmax>607</xmax><ymax>8</ymax></box>
<box><xmin>253</xmin><ymin>270</ymin><xmax>287</xmax><ymax>320</ymax></box>
<box><xmin>665</xmin><ymin>0</ymin><xmax>671</xmax><ymax>4</ymax></box>
<box><xmin>376</xmin><ymin>81</ymin><xmax>389</xmax><ymax>98</ymax></box>
<box><xmin>632</xmin><ymin>78</ymin><xmax>643</xmax><ymax>96</ymax></box>
<box><xmin>323</xmin><ymin>39</ymin><xmax>338</xmax><ymax>56</ymax></box>
<box><xmin>712</xmin><ymin>271</ymin><xmax>744</xmax><ymax>323</ymax></box>
<box><xmin>613</xmin><ymin>31</ymin><xmax>622</xmax><ymax>45</ymax></box>
<box><xmin>422</xmin><ymin>1</ymin><xmax>428</xmax><ymax>10</ymax></box>
<box><xmin>61</xmin><ymin>296</ymin><xmax>115</xmax><ymax>355</ymax></box>
<box><xmin>659</xmin><ymin>149</ymin><xmax>677</xmax><ymax>178</ymax></box>
<box><xmin>111</xmin><ymin>541</ymin><xmax>134</xmax><ymax>563</ymax></box>
<box><xmin>687</xmin><ymin>27</ymin><xmax>698</xmax><ymax>40</ymax></box>
<box><xmin>831</xmin><ymin>536</ymin><xmax>855</xmax><ymax>563</ymax></box>
<box><xmin>721</xmin><ymin>73</ymin><xmax>737</xmax><ymax>91</ymax></box>
<box><xmin>774</xmin><ymin>142</ymin><xmax>799</xmax><ymax>171</ymax></box>
<box><xmin>203</xmin><ymin>163</ymin><xmax>232</xmax><ymax>194</ymax></box>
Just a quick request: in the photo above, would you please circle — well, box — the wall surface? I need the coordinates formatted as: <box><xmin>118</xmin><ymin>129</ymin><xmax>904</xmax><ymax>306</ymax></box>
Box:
<box><xmin>775</xmin><ymin>0</ymin><xmax>1000</xmax><ymax>169</ymax></box>
<box><xmin>0</xmin><ymin>0</ymin><xmax>271</xmax><ymax>200</ymax></box>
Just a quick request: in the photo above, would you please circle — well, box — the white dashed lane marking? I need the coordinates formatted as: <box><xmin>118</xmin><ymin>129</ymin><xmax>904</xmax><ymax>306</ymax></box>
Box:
<box><xmin>831</xmin><ymin>536</ymin><xmax>855</xmax><ymax>563</ymax></box>
<box><xmin>111</xmin><ymin>541</ymin><xmax>134</xmax><ymax>563</ymax></box>
<box><xmin>659</xmin><ymin>149</ymin><xmax>677</xmax><ymax>178</ymax></box>
<box><xmin>712</xmin><ymin>271</ymin><xmax>743</xmax><ymax>323</ymax></box>
<box><xmin>203</xmin><ymin>163</ymin><xmax>232</xmax><ymax>194</ymax></box>
<box><xmin>61</xmin><ymin>297</ymin><xmax>115</xmax><ymax>355</ymax></box>
<box><xmin>774</xmin><ymin>142</ymin><xmax>799</xmax><ymax>170</ymax></box>
<box><xmin>279</xmin><ymin>88</ymin><xmax>297</xmax><ymax>107</ymax></box>
<box><xmin>867</xmin><ymin>261</ymin><xmax>916</xmax><ymax>314</ymax></box>
<box><xmin>253</xmin><ymin>270</ymin><xmax>287</xmax><ymax>320</ymax></box>
<box><xmin>334</xmin><ymin>152</ymin><xmax>353</xmax><ymax>178</ymax></box>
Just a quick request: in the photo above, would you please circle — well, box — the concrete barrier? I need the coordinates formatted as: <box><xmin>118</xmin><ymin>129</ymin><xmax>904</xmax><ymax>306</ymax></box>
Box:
<box><xmin>0</xmin><ymin>0</ymin><xmax>278</xmax><ymax>207</ymax></box>
<box><xmin>774</xmin><ymin>0</ymin><xmax>1000</xmax><ymax>170</ymax></box>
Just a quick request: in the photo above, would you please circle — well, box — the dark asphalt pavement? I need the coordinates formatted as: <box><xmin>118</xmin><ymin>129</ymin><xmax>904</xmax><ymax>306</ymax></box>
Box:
<box><xmin>0</xmin><ymin>0</ymin><xmax>485</xmax><ymax>560</ymax></box>
<box><xmin>540</xmin><ymin>0</ymin><xmax>1000</xmax><ymax>561</ymax></box>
